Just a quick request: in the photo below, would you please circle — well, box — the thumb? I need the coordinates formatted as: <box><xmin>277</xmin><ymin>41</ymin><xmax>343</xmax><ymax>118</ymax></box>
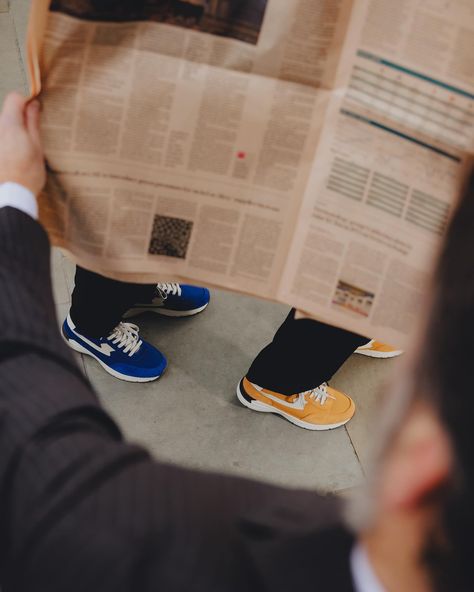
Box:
<box><xmin>25</xmin><ymin>100</ymin><xmax>42</xmax><ymax>148</ymax></box>
<box><xmin>1</xmin><ymin>92</ymin><xmax>27</xmax><ymax>127</ymax></box>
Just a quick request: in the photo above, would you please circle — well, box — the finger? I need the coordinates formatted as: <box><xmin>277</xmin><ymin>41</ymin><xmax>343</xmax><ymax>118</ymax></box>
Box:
<box><xmin>0</xmin><ymin>92</ymin><xmax>27</xmax><ymax>127</ymax></box>
<box><xmin>25</xmin><ymin>100</ymin><xmax>42</xmax><ymax>147</ymax></box>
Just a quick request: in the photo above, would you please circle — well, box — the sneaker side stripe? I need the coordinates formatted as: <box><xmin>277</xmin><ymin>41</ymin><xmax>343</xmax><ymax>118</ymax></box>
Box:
<box><xmin>66</xmin><ymin>314</ymin><xmax>114</xmax><ymax>357</ymax></box>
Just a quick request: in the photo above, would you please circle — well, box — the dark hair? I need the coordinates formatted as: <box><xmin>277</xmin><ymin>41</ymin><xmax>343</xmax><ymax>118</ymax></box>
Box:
<box><xmin>416</xmin><ymin>167</ymin><xmax>474</xmax><ymax>591</ymax></box>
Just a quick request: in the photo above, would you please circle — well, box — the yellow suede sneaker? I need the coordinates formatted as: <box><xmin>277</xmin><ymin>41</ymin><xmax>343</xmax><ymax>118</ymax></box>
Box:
<box><xmin>236</xmin><ymin>377</ymin><xmax>355</xmax><ymax>431</ymax></box>
<box><xmin>355</xmin><ymin>339</ymin><xmax>403</xmax><ymax>358</ymax></box>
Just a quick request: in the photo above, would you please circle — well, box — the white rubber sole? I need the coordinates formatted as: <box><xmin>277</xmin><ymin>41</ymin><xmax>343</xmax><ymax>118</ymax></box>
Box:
<box><xmin>354</xmin><ymin>348</ymin><xmax>403</xmax><ymax>358</ymax></box>
<box><xmin>236</xmin><ymin>382</ymin><xmax>351</xmax><ymax>431</ymax></box>
<box><xmin>64</xmin><ymin>336</ymin><xmax>164</xmax><ymax>383</ymax></box>
<box><xmin>123</xmin><ymin>302</ymin><xmax>209</xmax><ymax>319</ymax></box>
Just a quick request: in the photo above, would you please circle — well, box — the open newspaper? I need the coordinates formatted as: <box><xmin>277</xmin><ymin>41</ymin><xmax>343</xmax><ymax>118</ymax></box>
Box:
<box><xmin>27</xmin><ymin>0</ymin><xmax>473</xmax><ymax>347</ymax></box>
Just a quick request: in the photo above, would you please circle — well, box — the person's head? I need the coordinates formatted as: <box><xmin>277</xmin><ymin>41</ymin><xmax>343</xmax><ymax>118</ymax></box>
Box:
<box><xmin>347</xmin><ymin>168</ymin><xmax>474</xmax><ymax>592</ymax></box>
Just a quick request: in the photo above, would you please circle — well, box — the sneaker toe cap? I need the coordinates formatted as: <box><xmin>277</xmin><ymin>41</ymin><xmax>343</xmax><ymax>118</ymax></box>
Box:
<box><xmin>116</xmin><ymin>343</ymin><xmax>167</xmax><ymax>378</ymax></box>
<box><xmin>180</xmin><ymin>285</ymin><xmax>210</xmax><ymax>307</ymax></box>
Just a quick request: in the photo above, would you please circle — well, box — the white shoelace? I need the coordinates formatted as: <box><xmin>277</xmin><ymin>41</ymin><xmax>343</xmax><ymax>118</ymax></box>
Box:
<box><xmin>156</xmin><ymin>282</ymin><xmax>182</xmax><ymax>300</ymax></box>
<box><xmin>301</xmin><ymin>382</ymin><xmax>336</xmax><ymax>406</ymax></box>
<box><xmin>107</xmin><ymin>322</ymin><xmax>142</xmax><ymax>357</ymax></box>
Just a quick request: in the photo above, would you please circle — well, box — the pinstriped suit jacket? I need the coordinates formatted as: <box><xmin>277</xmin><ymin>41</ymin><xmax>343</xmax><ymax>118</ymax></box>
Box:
<box><xmin>0</xmin><ymin>207</ymin><xmax>355</xmax><ymax>591</ymax></box>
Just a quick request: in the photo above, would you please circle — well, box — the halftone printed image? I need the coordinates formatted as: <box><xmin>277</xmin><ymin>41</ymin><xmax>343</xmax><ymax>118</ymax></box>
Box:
<box><xmin>148</xmin><ymin>215</ymin><xmax>193</xmax><ymax>258</ymax></box>
<box><xmin>332</xmin><ymin>280</ymin><xmax>375</xmax><ymax>318</ymax></box>
<box><xmin>50</xmin><ymin>0</ymin><xmax>269</xmax><ymax>45</ymax></box>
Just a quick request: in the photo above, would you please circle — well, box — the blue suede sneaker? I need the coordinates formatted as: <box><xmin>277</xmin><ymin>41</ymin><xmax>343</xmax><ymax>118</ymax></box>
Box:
<box><xmin>62</xmin><ymin>314</ymin><xmax>167</xmax><ymax>382</ymax></box>
<box><xmin>124</xmin><ymin>283</ymin><xmax>210</xmax><ymax>318</ymax></box>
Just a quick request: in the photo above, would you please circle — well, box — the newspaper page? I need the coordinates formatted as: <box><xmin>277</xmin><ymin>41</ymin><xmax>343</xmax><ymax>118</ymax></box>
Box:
<box><xmin>30</xmin><ymin>0</ymin><xmax>473</xmax><ymax>347</ymax></box>
<box><xmin>283</xmin><ymin>0</ymin><xmax>474</xmax><ymax>345</ymax></box>
<box><xmin>34</xmin><ymin>0</ymin><xmax>352</xmax><ymax>307</ymax></box>
<box><xmin>26</xmin><ymin>0</ymin><xmax>51</xmax><ymax>96</ymax></box>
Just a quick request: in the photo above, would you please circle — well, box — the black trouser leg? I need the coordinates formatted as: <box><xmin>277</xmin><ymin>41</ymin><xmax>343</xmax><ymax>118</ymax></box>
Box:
<box><xmin>246</xmin><ymin>309</ymin><xmax>369</xmax><ymax>395</ymax></box>
<box><xmin>70</xmin><ymin>267</ymin><xmax>156</xmax><ymax>338</ymax></box>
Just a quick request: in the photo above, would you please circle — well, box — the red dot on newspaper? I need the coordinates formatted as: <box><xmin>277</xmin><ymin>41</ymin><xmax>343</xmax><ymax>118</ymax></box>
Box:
<box><xmin>237</xmin><ymin>151</ymin><xmax>246</xmax><ymax>159</ymax></box>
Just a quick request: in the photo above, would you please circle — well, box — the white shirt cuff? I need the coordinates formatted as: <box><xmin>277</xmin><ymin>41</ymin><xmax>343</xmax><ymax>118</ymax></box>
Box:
<box><xmin>350</xmin><ymin>543</ymin><xmax>386</xmax><ymax>592</ymax></box>
<box><xmin>0</xmin><ymin>182</ymin><xmax>38</xmax><ymax>220</ymax></box>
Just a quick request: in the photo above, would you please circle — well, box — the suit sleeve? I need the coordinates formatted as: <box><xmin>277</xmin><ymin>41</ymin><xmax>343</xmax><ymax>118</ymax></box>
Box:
<box><xmin>0</xmin><ymin>208</ymin><xmax>339</xmax><ymax>592</ymax></box>
<box><xmin>0</xmin><ymin>207</ymin><xmax>138</xmax><ymax>589</ymax></box>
